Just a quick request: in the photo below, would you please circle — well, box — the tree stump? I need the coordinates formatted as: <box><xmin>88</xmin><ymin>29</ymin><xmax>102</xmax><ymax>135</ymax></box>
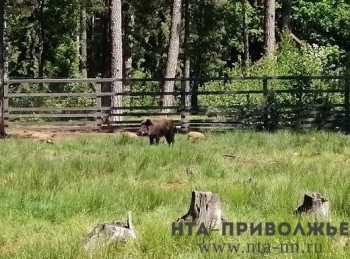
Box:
<box><xmin>294</xmin><ymin>193</ymin><xmax>330</xmax><ymax>218</ymax></box>
<box><xmin>85</xmin><ymin>211</ymin><xmax>137</xmax><ymax>250</ymax></box>
<box><xmin>177</xmin><ymin>191</ymin><xmax>223</xmax><ymax>230</ymax></box>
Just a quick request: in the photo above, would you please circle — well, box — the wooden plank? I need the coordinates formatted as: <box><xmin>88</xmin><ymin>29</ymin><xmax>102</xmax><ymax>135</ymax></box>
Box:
<box><xmin>112</xmin><ymin>112</ymin><xmax>180</xmax><ymax>117</ymax></box>
<box><xmin>111</xmin><ymin>105</ymin><xmax>186</xmax><ymax>110</ymax></box>
<box><xmin>6</xmin><ymin>78</ymin><xmax>116</xmax><ymax>84</ymax></box>
<box><xmin>8</xmin><ymin>106</ymin><xmax>104</xmax><ymax>112</ymax></box>
<box><xmin>5</xmin><ymin>75</ymin><xmax>350</xmax><ymax>85</ymax></box>
<box><xmin>98</xmin><ymin>118</ymin><xmax>182</xmax><ymax>125</ymax></box>
<box><xmin>290</xmin><ymin>32</ymin><xmax>303</xmax><ymax>45</ymax></box>
<box><xmin>272</xmin><ymin>89</ymin><xmax>345</xmax><ymax>94</ymax></box>
<box><xmin>6</xmin><ymin>91</ymin><xmax>179</xmax><ymax>98</ymax></box>
<box><xmin>8</xmin><ymin>113</ymin><xmax>103</xmax><ymax>118</ymax></box>
<box><xmin>7</xmin><ymin>92</ymin><xmax>98</xmax><ymax>98</ymax></box>
<box><xmin>108</xmin><ymin>125</ymin><xmax>253</xmax><ymax>132</ymax></box>
<box><xmin>280</xmin><ymin>109</ymin><xmax>344</xmax><ymax>115</ymax></box>
<box><xmin>278</xmin><ymin>117</ymin><xmax>341</xmax><ymax>123</ymax></box>
<box><xmin>187</xmin><ymin>118</ymin><xmax>250</xmax><ymax>123</ymax></box>
<box><xmin>8</xmin><ymin>125</ymin><xmax>100</xmax><ymax>131</ymax></box>
<box><xmin>275</xmin><ymin>103</ymin><xmax>345</xmax><ymax>108</ymax></box>
<box><xmin>8</xmin><ymin>105</ymin><xmax>190</xmax><ymax>112</ymax></box>
<box><xmin>6</xmin><ymin>89</ymin><xmax>347</xmax><ymax>98</ymax></box>
<box><xmin>110</xmin><ymin>90</ymin><xmax>264</xmax><ymax>96</ymax></box>
<box><xmin>8</xmin><ymin>120</ymin><xmax>97</xmax><ymax>126</ymax></box>
<box><xmin>294</xmin><ymin>123</ymin><xmax>336</xmax><ymax>129</ymax></box>
<box><xmin>188</xmin><ymin>125</ymin><xmax>254</xmax><ymax>130</ymax></box>
<box><xmin>188</xmin><ymin>124</ymin><xmax>248</xmax><ymax>128</ymax></box>
<box><xmin>287</xmin><ymin>117</ymin><xmax>339</xmax><ymax>123</ymax></box>
<box><xmin>6</xmin><ymin>111</ymin><xmax>185</xmax><ymax>118</ymax></box>
<box><xmin>6</xmin><ymin>90</ymin><xmax>264</xmax><ymax>98</ymax></box>
<box><xmin>188</xmin><ymin>121</ymin><xmax>246</xmax><ymax>125</ymax></box>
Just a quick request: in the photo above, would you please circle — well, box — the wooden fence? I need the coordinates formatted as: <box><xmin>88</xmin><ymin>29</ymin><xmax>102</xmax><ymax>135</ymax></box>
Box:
<box><xmin>3</xmin><ymin>75</ymin><xmax>350</xmax><ymax>132</ymax></box>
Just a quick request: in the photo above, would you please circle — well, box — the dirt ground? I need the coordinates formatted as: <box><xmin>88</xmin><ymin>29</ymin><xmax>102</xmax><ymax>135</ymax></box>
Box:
<box><xmin>4</xmin><ymin>126</ymin><xmax>120</xmax><ymax>143</ymax></box>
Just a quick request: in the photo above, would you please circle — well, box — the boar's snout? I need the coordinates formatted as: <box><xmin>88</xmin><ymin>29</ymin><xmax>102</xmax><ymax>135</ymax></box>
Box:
<box><xmin>137</xmin><ymin>130</ymin><xmax>145</xmax><ymax>136</ymax></box>
<box><xmin>137</xmin><ymin>126</ymin><xmax>148</xmax><ymax>136</ymax></box>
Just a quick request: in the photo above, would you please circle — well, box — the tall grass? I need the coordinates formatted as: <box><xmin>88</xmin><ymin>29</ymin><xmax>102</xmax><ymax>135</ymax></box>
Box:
<box><xmin>0</xmin><ymin>130</ymin><xmax>350</xmax><ymax>258</ymax></box>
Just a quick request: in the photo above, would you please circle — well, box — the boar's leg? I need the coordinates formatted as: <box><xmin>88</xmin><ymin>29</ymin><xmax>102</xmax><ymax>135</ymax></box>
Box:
<box><xmin>165</xmin><ymin>134</ymin><xmax>174</xmax><ymax>145</ymax></box>
<box><xmin>149</xmin><ymin>136</ymin><xmax>155</xmax><ymax>145</ymax></box>
<box><xmin>155</xmin><ymin>137</ymin><xmax>160</xmax><ymax>145</ymax></box>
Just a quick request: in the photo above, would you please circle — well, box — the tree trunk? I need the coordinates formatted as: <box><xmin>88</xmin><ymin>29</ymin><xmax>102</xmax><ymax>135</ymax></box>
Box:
<box><xmin>80</xmin><ymin>4</ymin><xmax>88</xmax><ymax>78</ymax></box>
<box><xmin>101</xmin><ymin>0</ymin><xmax>111</xmax><ymax>108</ymax></box>
<box><xmin>183</xmin><ymin>0</ymin><xmax>190</xmax><ymax>107</ymax></box>
<box><xmin>281</xmin><ymin>0</ymin><xmax>291</xmax><ymax>32</ymax></box>
<box><xmin>122</xmin><ymin>3</ymin><xmax>134</xmax><ymax>107</ymax></box>
<box><xmin>3</xmin><ymin>4</ymin><xmax>7</xmax><ymax>81</ymax></box>
<box><xmin>163</xmin><ymin>0</ymin><xmax>182</xmax><ymax>113</ymax></box>
<box><xmin>177</xmin><ymin>191</ymin><xmax>223</xmax><ymax>230</ymax></box>
<box><xmin>264</xmin><ymin>0</ymin><xmax>275</xmax><ymax>57</ymax></box>
<box><xmin>242</xmin><ymin>0</ymin><xmax>250</xmax><ymax>67</ymax></box>
<box><xmin>122</xmin><ymin>3</ymin><xmax>134</xmax><ymax>79</ymax></box>
<box><xmin>0</xmin><ymin>0</ymin><xmax>5</xmax><ymax>137</ymax></box>
<box><xmin>109</xmin><ymin>0</ymin><xmax>123</xmax><ymax>122</ymax></box>
<box><xmin>38</xmin><ymin>0</ymin><xmax>45</xmax><ymax>81</ymax></box>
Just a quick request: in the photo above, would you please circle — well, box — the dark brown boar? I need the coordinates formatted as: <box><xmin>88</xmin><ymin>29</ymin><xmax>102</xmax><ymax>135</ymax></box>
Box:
<box><xmin>137</xmin><ymin>118</ymin><xmax>176</xmax><ymax>145</ymax></box>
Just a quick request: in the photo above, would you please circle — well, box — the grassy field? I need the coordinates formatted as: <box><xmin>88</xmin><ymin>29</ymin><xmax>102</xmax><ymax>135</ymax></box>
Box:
<box><xmin>1</xmin><ymin>130</ymin><xmax>350</xmax><ymax>258</ymax></box>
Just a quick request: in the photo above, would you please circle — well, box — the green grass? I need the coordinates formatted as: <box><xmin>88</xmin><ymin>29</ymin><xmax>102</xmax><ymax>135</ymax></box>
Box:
<box><xmin>1</xmin><ymin>130</ymin><xmax>350</xmax><ymax>258</ymax></box>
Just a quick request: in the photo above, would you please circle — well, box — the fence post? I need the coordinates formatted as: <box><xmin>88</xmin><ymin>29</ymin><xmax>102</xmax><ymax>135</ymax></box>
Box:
<box><xmin>180</xmin><ymin>77</ymin><xmax>186</xmax><ymax>111</ymax></box>
<box><xmin>4</xmin><ymin>81</ymin><xmax>8</xmax><ymax>125</ymax></box>
<box><xmin>345</xmin><ymin>76</ymin><xmax>350</xmax><ymax>133</ymax></box>
<box><xmin>262</xmin><ymin>75</ymin><xmax>269</xmax><ymax>130</ymax></box>
<box><xmin>95</xmin><ymin>82</ymin><xmax>102</xmax><ymax>124</ymax></box>
<box><xmin>180</xmin><ymin>78</ymin><xmax>188</xmax><ymax>133</ymax></box>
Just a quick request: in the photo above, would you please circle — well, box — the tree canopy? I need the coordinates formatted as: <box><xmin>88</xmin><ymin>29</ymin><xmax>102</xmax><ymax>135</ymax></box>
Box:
<box><xmin>3</xmin><ymin>0</ymin><xmax>350</xmax><ymax>79</ymax></box>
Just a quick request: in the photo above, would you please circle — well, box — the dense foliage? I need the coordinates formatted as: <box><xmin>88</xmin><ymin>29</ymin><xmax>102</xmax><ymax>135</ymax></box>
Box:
<box><xmin>4</xmin><ymin>0</ymin><xmax>350</xmax><ymax>112</ymax></box>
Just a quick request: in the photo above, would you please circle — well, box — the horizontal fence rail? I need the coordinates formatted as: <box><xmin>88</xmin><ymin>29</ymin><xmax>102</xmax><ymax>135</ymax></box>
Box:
<box><xmin>5</xmin><ymin>75</ymin><xmax>350</xmax><ymax>83</ymax></box>
<box><xmin>2</xmin><ymin>75</ymin><xmax>350</xmax><ymax>133</ymax></box>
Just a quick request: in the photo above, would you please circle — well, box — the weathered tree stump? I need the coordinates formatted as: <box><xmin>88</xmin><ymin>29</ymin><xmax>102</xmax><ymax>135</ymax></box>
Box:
<box><xmin>177</xmin><ymin>191</ymin><xmax>223</xmax><ymax>230</ymax></box>
<box><xmin>294</xmin><ymin>193</ymin><xmax>330</xmax><ymax>218</ymax></box>
<box><xmin>85</xmin><ymin>211</ymin><xmax>137</xmax><ymax>250</ymax></box>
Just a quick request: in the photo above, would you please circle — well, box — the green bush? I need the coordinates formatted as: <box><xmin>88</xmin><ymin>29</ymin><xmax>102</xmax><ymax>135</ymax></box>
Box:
<box><xmin>198</xmin><ymin>34</ymin><xmax>346</xmax><ymax>129</ymax></box>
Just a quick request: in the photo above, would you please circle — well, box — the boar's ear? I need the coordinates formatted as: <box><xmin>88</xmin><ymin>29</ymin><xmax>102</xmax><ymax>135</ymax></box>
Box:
<box><xmin>144</xmin><ymin>118</ymin><xmax>152</xmax><ymax>125</ymax></box>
